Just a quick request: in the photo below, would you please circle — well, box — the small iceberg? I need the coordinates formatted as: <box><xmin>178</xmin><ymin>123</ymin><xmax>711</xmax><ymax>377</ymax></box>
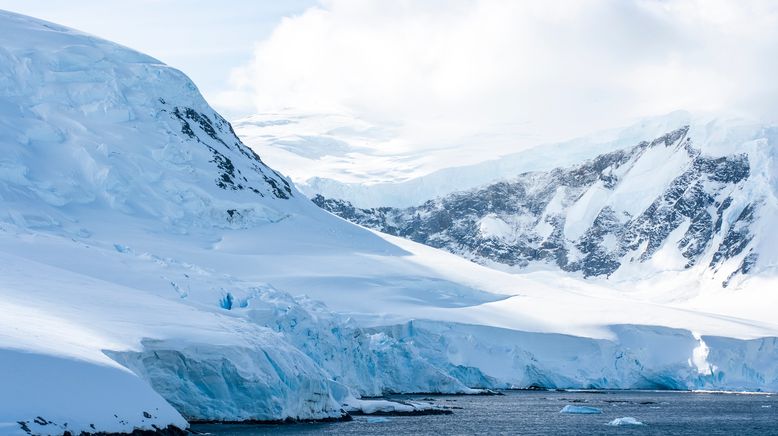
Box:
<box><xmin>343</xmin><ymin>397</ymin><xmax>452</xmax><ymax>416</ymax></box>
<box><xmin>367</xmin><ymin>417</ymin><xmax>390</xmax><ymax>423</ymax></box>
<box><xmin>606</xmin><ymin>417</ymin><xmax>644</xmax><ymax>426</ymax></box>
<box><xmin>560</xmin><ymin>405</ymin><xmax>603</xmax><ymax>414</ymax></box>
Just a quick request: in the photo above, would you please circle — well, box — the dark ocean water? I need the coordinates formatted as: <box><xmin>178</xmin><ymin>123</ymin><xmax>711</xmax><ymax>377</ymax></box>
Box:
<box><xmin>191</xmin><ymin>390</ymin><xmax>778</xmax><ymax>435</ymax></box>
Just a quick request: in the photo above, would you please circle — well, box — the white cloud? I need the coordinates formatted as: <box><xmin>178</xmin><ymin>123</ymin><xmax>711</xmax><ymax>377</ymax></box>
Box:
<box><xmin>223</xmin><ymin>0</ymin><xmax>778</xmax><ymax>153</ymax></box>
<box><xmin>1</xmin><ymin>0</ymin><xmax>315</xmax><ymax>115</ymax></box>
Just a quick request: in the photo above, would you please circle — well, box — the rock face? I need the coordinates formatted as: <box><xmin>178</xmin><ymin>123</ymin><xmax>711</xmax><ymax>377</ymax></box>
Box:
<box><xmin>314</xmin><ymin>127</ymin><xmax>760</xmax><ymax>284</ymax></box>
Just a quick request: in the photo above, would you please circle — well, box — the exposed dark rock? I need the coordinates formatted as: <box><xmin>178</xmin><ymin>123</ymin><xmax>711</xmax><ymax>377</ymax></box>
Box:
<box><xmin>189</xmin><ymin>414</ymin><xmax>352</xmax><ymax>425</ymax></box>
<box><xmin>313</xmin><ymin>127</ymin><xmax>758</xmax><ymax>282</ymax></box>
<box><xmin>17</xmin><ymin>422</ymin><xmax>186</xmax><ymax>436</ymax></box>
<box><xmin>68</xmin><ymin>425</ymin><xmax>187</xmax><ymax>436</ymax></box>
<box><xmin>165</xmin><ymin>101</ymin><xmax>292</xmax><ymax>199</ymax></box>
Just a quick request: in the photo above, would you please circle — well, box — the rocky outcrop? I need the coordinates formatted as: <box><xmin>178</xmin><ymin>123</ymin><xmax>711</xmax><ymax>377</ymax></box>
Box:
<box><xmin>314</xmin><ymin>127</ymin><xmax>759</xmax><ymax>283</ymax></box>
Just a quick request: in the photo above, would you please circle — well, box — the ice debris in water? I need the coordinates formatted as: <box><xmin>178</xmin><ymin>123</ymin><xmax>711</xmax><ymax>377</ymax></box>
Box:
<box><xmin>560</xmin><ymin>405</ymin><xmax>603</xmax><ymax>414</ymax></box>
<box><xmin>606</xmin><ymin>417</ymin><xmax>644</xmax><ymax>426</ymax></box>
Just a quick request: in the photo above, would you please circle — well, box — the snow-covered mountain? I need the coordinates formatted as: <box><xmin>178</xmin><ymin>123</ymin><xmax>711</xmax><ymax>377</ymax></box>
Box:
<box><xmin>3</xmin><ymin>9</ymin><xmax>778</xmax><ymax>436</ymax></box>
<box><xmin>314</xmin><ymin>123</ymin><xmax>778</xmax><ymax>288</ymax></box>
<box><xmin>0</xmin><ymin>10</ymin><xmax>482</xmax><ymax>434</ymax></box>
<box><xmin>236</xmin><ymin>109</ymin><xmax>720</xmax><ymax>208</ymax></box>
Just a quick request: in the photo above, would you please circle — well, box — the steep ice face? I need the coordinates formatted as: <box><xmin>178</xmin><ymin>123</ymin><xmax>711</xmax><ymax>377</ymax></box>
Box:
<box><xmin>375</xmin><ymin>321</ymin><xmax>778</xmax><ymax>392</ymax></box>
<box><xmin>314</xmin><ymin>126</ymin><xmax>774</xmax><ymax>285</ymax></box>
<box><xmin>241</xmin><ymin>291</ymin><xmax>476</xmax><ymax>397</ymax></box>
<box><xmin>108</xmin><ymin>339</ymin><xmax>344</xmax><ymax>422</ymax></box>
<box><xmin>701</xmin><ymin>336</ymin><xmax>778</xmax><ymax>390</ymax></box>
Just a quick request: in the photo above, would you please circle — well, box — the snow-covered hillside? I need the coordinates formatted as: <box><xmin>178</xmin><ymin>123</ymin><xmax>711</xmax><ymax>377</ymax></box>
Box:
<box><xmin>236</xmin><ymin>110</ymin><xmax>716</xmax><ymax>208</ymax></box>
<box><xmin>315</xmin><ymin>123</ymin><xmax>778</xmax><ymax>288</ymax></box>
<box><xmin>2</xmin><ymin>9</ymin><xmax>778</xmax><ymax>436</ymax></box>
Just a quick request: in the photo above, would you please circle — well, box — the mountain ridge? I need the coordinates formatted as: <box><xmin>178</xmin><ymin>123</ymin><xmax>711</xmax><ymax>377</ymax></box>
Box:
<box><xmin>314</xmin><ymin>125</ymin><xmax>775</xmax><ymax>287</ymax></box>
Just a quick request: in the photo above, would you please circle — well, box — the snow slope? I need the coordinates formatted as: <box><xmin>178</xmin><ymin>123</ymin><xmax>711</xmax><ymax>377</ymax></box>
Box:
<box><xmin>236</xmin><ymin>110</ymin><xmax>711</xmax><ymax>208</ymax></box>
<box><xmin>0</xmin><ymin>10</ymin><xmax>491</xmax><ymax>433</ymax></box>
<box><xmin>2</xmin><ymin>9</ymin><xmax>778</xmax><ymax>436</ymax></box>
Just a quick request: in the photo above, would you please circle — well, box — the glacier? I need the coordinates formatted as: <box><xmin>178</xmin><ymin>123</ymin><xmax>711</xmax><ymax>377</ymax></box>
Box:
<box><xmin>1</xmin><ymin>9</ymin><xmax>778</xmax><ymax>436</ymax></box>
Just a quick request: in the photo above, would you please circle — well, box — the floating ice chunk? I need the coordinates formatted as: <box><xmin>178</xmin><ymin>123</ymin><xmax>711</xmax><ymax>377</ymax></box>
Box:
<box><xmin>367</xmin><ymin>417</ymin><xmax>390</xmax><ymax>423</ymax></box>
<box><xmin>560</xmin><ymin>405</ymin><xmax>603</xmax><ymax>414</ymax></box>
<box><xmin>606</xmin><ymin>417</ymin><xmax>644</xmax><ymax>426</ymax></box>
<box><xmin>344</xmin><ymin>397</ymin><xmax>449</xmax><ymax>415</ymax></box>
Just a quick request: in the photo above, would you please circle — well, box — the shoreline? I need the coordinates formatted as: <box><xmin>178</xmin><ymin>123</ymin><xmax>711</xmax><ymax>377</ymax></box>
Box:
<box><xmin>38</xmin><ymin>388</ymin><xmax>776</xmax><ymax>435</ymax></box>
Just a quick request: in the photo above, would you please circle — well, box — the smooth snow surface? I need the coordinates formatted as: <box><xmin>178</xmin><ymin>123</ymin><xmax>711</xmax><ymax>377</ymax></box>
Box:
<box><xmin>236</xmin><ymin>110</ymin><xmax>746</xmax><ymax>208</ymax></box>
<box><xmin>0</xmin><ymin>350</ymin><xmax>186</xmax><ymax>436</ymax></box>
<box><xmin>3</xmin><ymin>9</ymin><xmax>778</xmax><ymax>436</ymax></box>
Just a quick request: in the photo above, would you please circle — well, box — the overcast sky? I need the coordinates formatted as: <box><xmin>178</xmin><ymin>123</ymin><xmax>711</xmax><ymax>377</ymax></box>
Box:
<box><xmin>0</xmin><ymin>0</ymin><xmax>315</xmax><ymax>112</ymax></box>
<box><xmin>3</xmin><ymin>0</ymin><xmax>778</xmax><ymax>153</ymax></box>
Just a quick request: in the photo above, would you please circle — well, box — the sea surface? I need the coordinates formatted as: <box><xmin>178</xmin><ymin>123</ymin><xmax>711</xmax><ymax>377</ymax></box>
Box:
<box><xmin>190</xmin><ymin>390</ymin><xmax>778</xmax><ymax>435</ymax></box>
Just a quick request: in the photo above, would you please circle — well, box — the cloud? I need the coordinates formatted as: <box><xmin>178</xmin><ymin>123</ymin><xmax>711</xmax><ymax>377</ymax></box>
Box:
<box><xmin>220</xmin><ymin>0</ymin><xmax>778</xmax><ymax>152</ymax></box>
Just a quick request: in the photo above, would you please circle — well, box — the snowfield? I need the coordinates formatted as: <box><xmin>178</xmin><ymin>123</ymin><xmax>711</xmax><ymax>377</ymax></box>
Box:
<box><xmin>1</xmin><ymin>9</ymin><xmax>778</xmax><ymax>436</ymax></box>
<box><xmin>236</xmin><ymin>109</ymin><xmax>722</xmax><ymax>209</ymax></box>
